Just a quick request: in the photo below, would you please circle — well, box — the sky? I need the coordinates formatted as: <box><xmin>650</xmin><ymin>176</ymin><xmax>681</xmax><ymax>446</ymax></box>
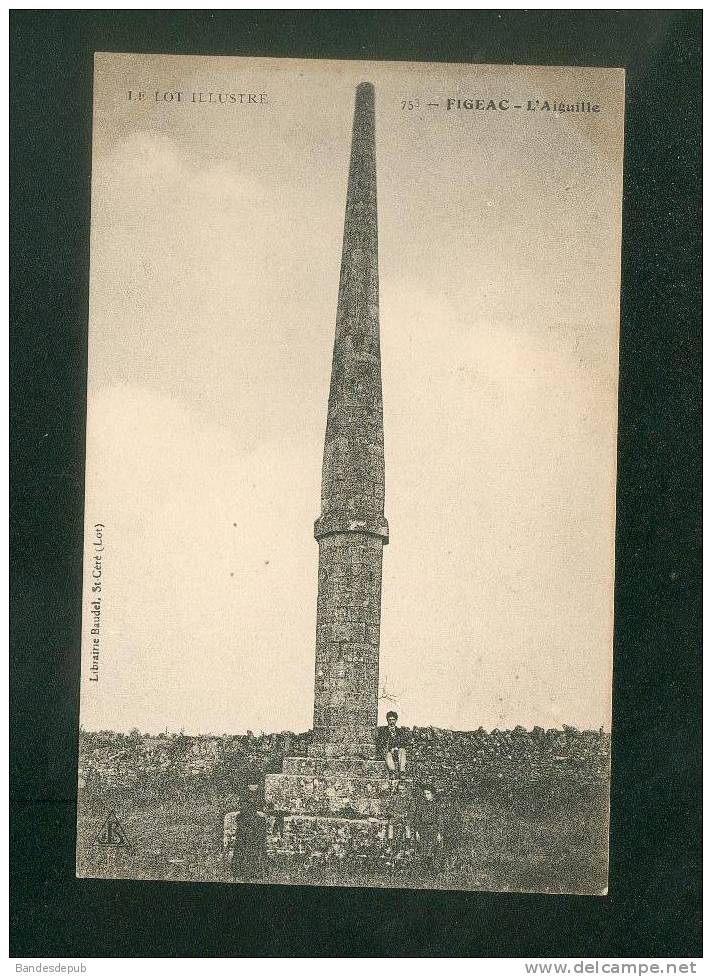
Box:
<box><xmin>81</xmin><ymin>54</ymin><xmax>624</xmax><ymax>734</ymax></box>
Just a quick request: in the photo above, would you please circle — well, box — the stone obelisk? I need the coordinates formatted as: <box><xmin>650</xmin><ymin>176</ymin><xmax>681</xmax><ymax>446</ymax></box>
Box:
<box><xmin>261</xmin><ymin>84</ymin><xmax>412</xmax><ymax>864</ymax></box>
<box><xmin>311</xmin><ymin>80</ymin><xmax>388</xmax><ymax>760</ymax></box>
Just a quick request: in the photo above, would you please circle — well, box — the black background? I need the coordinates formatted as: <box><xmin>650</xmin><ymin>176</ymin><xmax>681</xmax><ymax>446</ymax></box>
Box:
<box><xmin>9</xmin><ymin>10</ymin><xmax>702</xmax><ymax>958</ymax></box>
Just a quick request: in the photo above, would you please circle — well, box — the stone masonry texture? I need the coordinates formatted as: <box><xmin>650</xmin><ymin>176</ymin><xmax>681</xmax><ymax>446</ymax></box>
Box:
<box><xmin>311</xmin><ymin>81</ymin><xmax>387</xmax><ymax>758</ymax></box>
<box><xmin>254</xmin><ymin>83</ymin><xmax>402</xmax><ymax>862</ymax></box>
<box><xmin>78</xmin><ymin>726</ymin><xmax>611</xmax><ymax>798</ymax></box>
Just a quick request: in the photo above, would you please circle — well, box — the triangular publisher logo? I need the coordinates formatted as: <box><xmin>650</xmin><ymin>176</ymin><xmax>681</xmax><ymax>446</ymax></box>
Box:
<box><xmin>94</xmin><ymin>810</ymin><xmax>129</xmax><ymax>847</ymax></box>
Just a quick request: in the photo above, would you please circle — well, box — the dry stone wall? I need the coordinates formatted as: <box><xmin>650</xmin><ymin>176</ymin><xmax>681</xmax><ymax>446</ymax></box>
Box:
<box><xmin>78</xmin><ymin>726</ymin><xmax>610</xmax><ymax>803</ymax></box>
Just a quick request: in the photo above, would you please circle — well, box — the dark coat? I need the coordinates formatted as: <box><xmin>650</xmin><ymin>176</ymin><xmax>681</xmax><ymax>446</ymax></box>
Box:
<box><xmin>376</xmin><ymin>724</ymin><xmax>409</xmax><ymax>759</ymax></box>
<box><xmin>231</xmin><ymin>797</ymin><xmax>265</xmax><ymax>878</ymax></box>
<box><xmin>414</xmin><ymin>796</ymin><xmax>446</xmax><ymax>854</ymax></box>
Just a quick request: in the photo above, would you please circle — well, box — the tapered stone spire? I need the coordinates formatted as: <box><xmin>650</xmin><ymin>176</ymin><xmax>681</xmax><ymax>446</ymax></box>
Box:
<box><xmin>311</xmin><ymin>81</ymin><xmax>388</xmax><ymax>758</ymax></box>
<box><xmin>259</xmin><ymin>85</ymin><xmax>415</xmax><ymax>864</ymax></box>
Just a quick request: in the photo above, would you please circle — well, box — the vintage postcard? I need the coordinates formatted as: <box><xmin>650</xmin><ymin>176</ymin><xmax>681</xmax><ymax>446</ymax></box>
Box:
<box><xmin>77</xmin><ymin>53</ymin><xmax>624</xmax><ymax>893</ymax></box>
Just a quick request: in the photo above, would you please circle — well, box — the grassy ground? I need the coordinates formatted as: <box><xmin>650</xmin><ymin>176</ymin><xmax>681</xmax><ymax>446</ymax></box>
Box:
<box><xmin>76</xmin><ymin>779</ymin><xmax>608</xmax><ymax>894</ymax></box>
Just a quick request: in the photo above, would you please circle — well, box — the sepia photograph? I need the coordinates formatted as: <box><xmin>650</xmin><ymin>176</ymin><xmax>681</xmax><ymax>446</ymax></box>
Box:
<box><xmin>74</xmin><ymin>53</ymin><xmax>625</xmax><ymax>895</ymax></box>
<box><xmin>10</xmin><ymin>7</ymin><xmax>703</xmax><ymax>962</ymax></box>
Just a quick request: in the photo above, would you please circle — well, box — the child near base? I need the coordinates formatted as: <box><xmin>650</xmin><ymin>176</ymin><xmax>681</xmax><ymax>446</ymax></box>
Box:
<box><xmin>413</xmin><ymin>784</ymin><xmax>446</xmax><ymax>874</ymax></box>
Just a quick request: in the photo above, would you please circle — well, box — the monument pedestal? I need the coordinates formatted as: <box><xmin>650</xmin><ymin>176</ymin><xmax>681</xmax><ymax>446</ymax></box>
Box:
<box><xmin>263</xmin><ymin>756</ymin><xmax>416</xmax><ymax>862</ymax></box>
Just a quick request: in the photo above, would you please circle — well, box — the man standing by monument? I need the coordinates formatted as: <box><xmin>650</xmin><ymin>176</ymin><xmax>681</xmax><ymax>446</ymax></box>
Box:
<box><xmin>377</xmin><ymin>711</ymin><xmax>409</xmax><ymax>787</ymax></box>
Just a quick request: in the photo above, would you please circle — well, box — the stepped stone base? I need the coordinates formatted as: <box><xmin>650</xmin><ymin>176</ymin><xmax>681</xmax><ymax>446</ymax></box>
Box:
<box><xmin>261</xmin><ymin>754</ymin><xmax>416</xmax><ymax>862</ymax></box>
<box><xmin>283</xmin><ymin>756</ymin><xmax>387</xmax><ymax>778</ymax></box>
<box><xmin>265</xmin><ymin>764</ymin><xmax>410</xmax><ymax>818</ymax></box>
<box><xmin>308</xmin><ymin>741</ymin><xmax>379</xmax><ymax>759</ymax></box>
<box><xmin>265</xmin><ymin>812</ymin><xmax>416</xmax><ymax>861</ymax></box>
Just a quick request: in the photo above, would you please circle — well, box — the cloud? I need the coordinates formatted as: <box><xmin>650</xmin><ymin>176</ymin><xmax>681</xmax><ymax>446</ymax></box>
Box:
<box><xmin>83</xmin><ymin>384</ymin><xmax>319</xmax><ymax>734</ymax></box>
<box><xmin>378</xmin><ymin>281</ymin><xmax>615</xmax><ymax>731</ymax></box>
<box><xmin>82</xmin><ymin>65</ymin><xmax>620</xmax><ymax>734</ymax></box>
